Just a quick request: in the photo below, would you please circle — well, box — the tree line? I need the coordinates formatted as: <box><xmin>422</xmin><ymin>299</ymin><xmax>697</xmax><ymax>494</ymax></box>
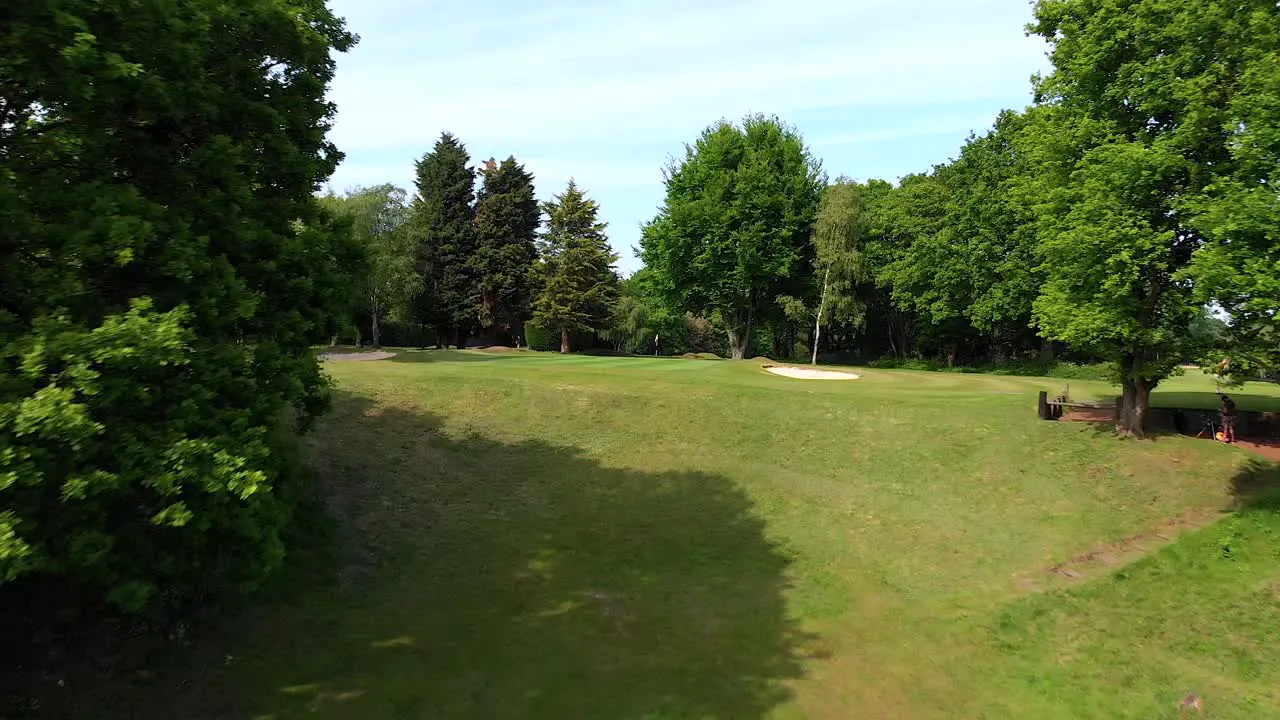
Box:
<box><xmin>631</xmin><ymin>0</ymin><xmax>1280</xmax><ymax>437</ymax></box>
<box><xmin>324</xmin><ymin>134</ymin><xmax>618</xmax><ymax>354</ymax></box>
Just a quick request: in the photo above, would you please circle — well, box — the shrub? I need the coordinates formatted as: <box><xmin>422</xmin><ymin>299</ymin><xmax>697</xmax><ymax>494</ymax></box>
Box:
<box><xmin>524</xmin><ymin>323</ymin><xmax>558</xmax><ymax>352</ymax></box>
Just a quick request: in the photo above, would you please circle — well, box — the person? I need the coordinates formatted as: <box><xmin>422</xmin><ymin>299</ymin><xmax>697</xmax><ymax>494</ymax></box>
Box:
<box><xmin>1219</xmin><ymin>392</ymin><xmax>1238</xmax><ymax>444</ymax></box>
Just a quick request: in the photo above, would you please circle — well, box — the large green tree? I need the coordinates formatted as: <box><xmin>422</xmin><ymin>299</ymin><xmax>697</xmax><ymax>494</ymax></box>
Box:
<box><xmin>472</xmin><ymin>157</ymin><xmax>540</xmax><ymax>344</ymax></box>
<box><xmin>1182</xmin><ymin>4</ymin><xmax>1280</xmax><ymax>379</ymax></box>
<box><xmin>1026</xmin><ymin>0</ymin><xmax>1276</xmax><ymax>435</ymax></box>
<box><xmin>640</xmin><ymin>115</ymin><xmax>824</xmax><ymax>360</ymax></box>
<box><xmin>804</xmin><ymin>180</ymin><xmax>871</xmax><ymax>364</ymax></box>
<box><xmin>532</xmin><ymin>181</ymin><xmax>619</xmax><ymax>353</ymax></box>
<box><xmin>409</xmin><ymin>133</ymin><xmax>477</xmax><ymax>347</ymax></box>
<box><xmin>323</xmin><ymin>185</ymin><xmax>418</xmax><ymax>348</ymax></box>
<box><xmin>775</xmin><ymin>179</ymin><xmax>873</xmax><ymax>364</ymax></box>
<box><xmin>0</xmin><ymin>0</ymin><xmax>355</xmax><ymax>610</ymax></box>
<box><xmin>873</xmin><ymin>112</ymin><xmax>1041</xmax><ymax>365</ymax></box>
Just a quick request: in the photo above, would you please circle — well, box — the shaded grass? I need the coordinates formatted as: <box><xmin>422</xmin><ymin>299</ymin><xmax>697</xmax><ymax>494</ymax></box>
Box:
<box><xmin>51</xmin><ymin>352</ymin><xmax>1280</xmax><ymax>718</ymax></box>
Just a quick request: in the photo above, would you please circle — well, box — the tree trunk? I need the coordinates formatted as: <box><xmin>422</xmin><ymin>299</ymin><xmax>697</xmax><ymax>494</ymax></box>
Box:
<box><xmin>726</xmin><ymin>327</ymin><xmax>744</xmax><ymax>360</ymax></box>
<box><xmin>371</xmin><ymin>310</ymin><xmax>381</xmax><ymax>348</ymax></box>
<box><xmin>560</xmin><ymin>326</ymin><xmax>571</xmax><ymax>354</ymax></box>
<box><xmin>744</xmin><ymin>307</ymin><xmax>754</xmax><ymax>359</ymax></box>
<box><xmin>1118</xmin><ymin>377</ymin><xmax>1152</xmax><ymax>438</ymax></box>
<box><xmin>812</xmin><ymin>268</ymin><xmax>830</xmax><ymax>365</ymax></box>
<box><xmin>1117</xmin><ymin>354</ymin><xmax>1154</xmax><ymax>438</ymax></box>
<box><xmin>946</xmin><ymin>343</ymin><xmax>957</xmax><ymax>368</ymax></box>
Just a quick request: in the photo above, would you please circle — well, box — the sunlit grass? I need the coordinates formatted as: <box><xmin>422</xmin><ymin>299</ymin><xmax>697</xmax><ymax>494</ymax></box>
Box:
<box><xmin>76</xmin><ymin>351</ymin><xmax>1280</xmax><ymax>718</ymax></box>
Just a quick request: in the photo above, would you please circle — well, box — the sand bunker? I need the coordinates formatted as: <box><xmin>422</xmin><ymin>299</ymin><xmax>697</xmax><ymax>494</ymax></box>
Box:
<box><xmin>320</xmin><ymin>351</ymin><xmax>396</xmax><ymax>362</ymax></box>
<box><xmin>765</xmin><ymin>365</ymin><xmax>860</xmax><ymax>380</ymax></box>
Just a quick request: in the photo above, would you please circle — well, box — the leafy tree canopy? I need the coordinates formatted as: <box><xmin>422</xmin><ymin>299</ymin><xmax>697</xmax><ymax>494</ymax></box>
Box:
<box><xmin>1023</xmin><ymin>0</ymin><xmax>1278</xmax><ymax>433</ymax></box>
<box><xmin>322</xmin><ymin>185</ymin><xmax>417</xmax><ymax>348</ymax></box>
<box><xmin>639</xmin><ymin>115</ymin><xmax>824</xmax><ymax>359</ymax></box>
<box><xmin>0</xmin><ymin>0</ymin><xmax>355</xmax><ymax>610</ymax></box>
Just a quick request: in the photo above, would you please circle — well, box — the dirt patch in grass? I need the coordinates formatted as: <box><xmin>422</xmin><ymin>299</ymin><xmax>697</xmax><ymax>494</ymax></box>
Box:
<box><xmin>1024</xmin><ymin>507</ymin><xmax>1226</xmax><ymax>590</ymax></box>
<box><xmin>1063</xmin><ymin>406</ymin><xmax>1115</xmax><ymax>423</ymax></box>
<box><xmin>1235</xmin><ymin>439</ymin><xmax>1280</xmax><ymax>463</ymax></box>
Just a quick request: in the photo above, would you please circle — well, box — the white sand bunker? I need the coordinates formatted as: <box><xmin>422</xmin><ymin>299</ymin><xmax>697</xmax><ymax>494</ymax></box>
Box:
<box><xmin>319</xmin><ymin>351</ymin><xmax>397</xmax><ymax>362</ymax></box>
<box><xmin>765</xmin><ymin>365</ymin><xmax>860</xmax><ymax>380</ymax></box>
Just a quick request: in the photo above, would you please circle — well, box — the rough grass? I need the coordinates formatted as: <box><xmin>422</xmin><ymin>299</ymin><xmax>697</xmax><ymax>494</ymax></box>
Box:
<box><xmin>67</xmin><ymin>351</ymin><xmax>1280</xmax><ymax>718</ymax></box>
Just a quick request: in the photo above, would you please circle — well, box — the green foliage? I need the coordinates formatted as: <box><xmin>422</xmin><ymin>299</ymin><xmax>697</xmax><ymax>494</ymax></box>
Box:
<box><xmin>810</xmin><ymin>180</ymin><xmax>871</xmax><ymax>329</ymax></box>
<box><xmin>522</xmin><ymin>323</ymin><xmax>558</xmax><ymax>352</ymax></box>
<box><xmin>601</xmin><ymin>294</ymin><xmax>651</xmax><ymax>354</ymax></box>
<box><xmin>473</xmin><ymin>157</ymin><xmax>540</xmax><ymax>339</ymax></box>
<box><xmin>531</xmin><ymin>181</ymin><xmax>619</xmax><ymax>352</ymax></box>
<box><xmin>1180</xmin><ymin>5</ymin><xmax>1280</xmax><ymax>377</ymax></box>
<box><xmin>868</xmin><ymin>112</ymin><xmax>1038</xmax><ymax>349</ymax></box>
<box><xmin>323</xmin><ymin>185</ymin><xmax>419</xmax><ymax>347</ymax></box>
<box><xmin>409</xmin><ymin>133</ymin><xmax>478</xmax><ymax>341</ymax></box>
<box><xmin>1023</xmin><ymin>0</ymin><xmax>1268</xmax><ymax>431</ymax></box>
<box><xmin>0</xmin><ymin>0</ymin><xmax>355</xmax><ymax>610</ymax></box>
<box><xmin>639</xmin><ymin>115</ymin><xmax>824</xmax><ymax>359</ymax></box>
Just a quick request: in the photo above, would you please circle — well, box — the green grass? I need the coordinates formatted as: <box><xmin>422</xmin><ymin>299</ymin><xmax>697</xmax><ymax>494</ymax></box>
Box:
<box><xmin>72</xmin><ymin>351</ymin><xmax>1280</xmax><ymax>718</ymax></box>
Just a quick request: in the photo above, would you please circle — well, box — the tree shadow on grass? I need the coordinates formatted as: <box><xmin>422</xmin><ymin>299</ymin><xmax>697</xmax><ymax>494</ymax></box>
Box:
<box><xmin>1228</xmin><ymin>458</ymin><xmax>1280</xmax><ymax>513</ymax></box>
<box><xmin>103</xmin><ymin>391</ymin><xmax>816</xmax><ymax>719</ymax></box>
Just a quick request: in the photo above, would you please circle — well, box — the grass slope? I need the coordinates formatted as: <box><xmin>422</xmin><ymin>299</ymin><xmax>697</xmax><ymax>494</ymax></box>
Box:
<box><xmin>77</xmin><ymin>351</ymin><xmax>1280</xmax><ymax>718</ymax></box>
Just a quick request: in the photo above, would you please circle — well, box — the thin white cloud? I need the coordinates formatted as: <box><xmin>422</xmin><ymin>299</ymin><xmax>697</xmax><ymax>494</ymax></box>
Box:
<box><xmin>323</xmin><ymin>0</ymin><xmax>1051</xmax><ymax>272</ymax></box>
<box><xmin>326</xmin><ymin>0</ymin><xmax>1046</xmax><ymax>152</ymax></box>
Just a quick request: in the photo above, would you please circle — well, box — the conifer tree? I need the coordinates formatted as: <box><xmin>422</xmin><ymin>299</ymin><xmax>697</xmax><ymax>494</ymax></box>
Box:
<box><xmin>472</xmin><ymin>157</ymin><xmax>540</xmax><ymax>343</ymax></box>
<box><xmin>533</xmin><ymin>181</ymin><xmax>619</xmax><ymax>353</ymax></box>
<box><xmin>409</xmin><ymin>133</ymin><xmax>476</xmax><ymax>347</ymax></box>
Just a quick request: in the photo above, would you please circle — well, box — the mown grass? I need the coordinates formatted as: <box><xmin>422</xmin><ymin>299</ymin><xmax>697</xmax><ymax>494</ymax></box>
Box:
<box><xmin>69</xmin><ymin>351</ymin><xmax>1280</xmax><ymax>718</ymax></box>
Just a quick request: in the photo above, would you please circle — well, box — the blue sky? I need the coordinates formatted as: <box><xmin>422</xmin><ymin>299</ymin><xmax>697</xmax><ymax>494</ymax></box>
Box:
<box><xmin>324</xmin><ymin>0</ymin><xmax>1051</xmax><ymax>275</ymax></box>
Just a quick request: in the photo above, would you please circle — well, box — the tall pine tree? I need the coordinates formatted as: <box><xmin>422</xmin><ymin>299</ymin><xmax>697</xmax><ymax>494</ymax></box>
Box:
<box><xmin>409</xmin><ymin>133</ymin><xmax>476</xmax><ymax>347</ymax></box>
<box><xmin>533</xmin><ymin>181</ymin><xmax>619</xmax><ymax>353</ymax></box>
<box><xmin>472</xmin><ymin>156</ymin><xmax>540</xmax><ymax>344</ymax></box>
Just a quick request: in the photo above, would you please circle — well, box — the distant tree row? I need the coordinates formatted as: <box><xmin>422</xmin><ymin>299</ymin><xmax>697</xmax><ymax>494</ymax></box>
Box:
<box><xmin>325</xmin><ymin>134</ymin><xmax>618</xmax><ymax>353</ymax></box>
<box><xmin>635</xmin><ymin>0</ymin><xmax>1280</xmax><ymax>437</ymax></box>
